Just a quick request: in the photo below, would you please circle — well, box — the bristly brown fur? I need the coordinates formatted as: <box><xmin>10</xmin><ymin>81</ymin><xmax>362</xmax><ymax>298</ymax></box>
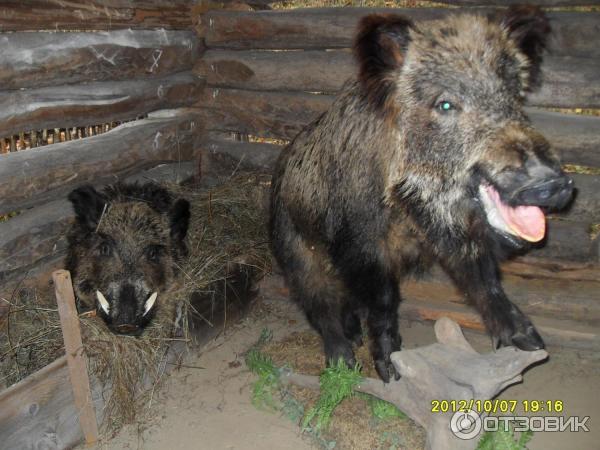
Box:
<box><xmin>354</xmin><ymin>14</ymin><xmax>412</xmax><ymax>120</ymax></box>
<box><xmin>270</xmin><ymin>9</ymin><xmax>572</xmax><ymax>382</ymax></box>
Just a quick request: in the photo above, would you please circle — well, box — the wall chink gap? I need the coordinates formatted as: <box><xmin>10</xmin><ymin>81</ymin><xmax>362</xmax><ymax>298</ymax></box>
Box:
<box><xmin>0</xmin><ymin>115</ymin><xmax>148</xmax><ymax>155</ymax></box>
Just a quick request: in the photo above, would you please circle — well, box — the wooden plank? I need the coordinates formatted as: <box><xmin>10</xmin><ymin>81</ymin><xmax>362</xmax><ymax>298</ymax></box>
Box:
<box><xmin>0</xmin><ymin>161</ymin><xmax>200</xmax><ymax>282</ymax></box>
<box><xmin>201</xmin><ymin>136</ymin><xmax>597</xmax><ymax>261</ymax></box>
<box><xmin>0</xmin><ymin>259</ymin><xmax>255</xmax><ymax>450</ymax></box>
<box><xmin>196</xmin><ymin>49</ymin><xmax>600</xmax><ymax>108</ymax></box>
<box><xmin>400</xmin><ymin>297</ymin><xmax>600</xmax><ymax>353</ymax></box>
<box><xmin>201</xmin><ymin>137</ymin><xmax>283</xmax><ymax>173</ymax></box>
<box><xmin>0</xmin><ymin>30</ymin><xmax>200</xmax><ymax>90</ymax></box>
<box><xmin>0</xmin><ymin>356</ymin><xmax>107</xmax><ymax>450</ymax></box>
<box><xmin>0</xmin><ymin>108</ymin><xmax>201</xmax><ymax>216</ymax></box>
<box><xmin>259</xmin><ymin>274</ymin><xmax>600</xmax><ymax>353</ymax></box>
<box><xmin>529</xmin><ymin>110</ymin><xmax>600</xmax><ymax>168</ymax></box>
<box><xmin>435</xmin><ymin>0</ymin><xmax>600</xmax><ymax>6</ymax></box>
<box><xmin>52</xmin><ymin>270</ymin><xmax>99</xmax><ymax>446</ymax></box>
<box><xmin>0</xmin><ymin>0</ymin><xmax>193</xmax><ymax>32</ymax></box>
<box><xmin>0</xmin><ymin>72</ymin><xmax>203</xmax><ymax>139</ymax></box>
<box><xmin>199</xmin><ymin>8</ymin><xmax>600</xmax><ymax>58</ymax></box>
<box><xmin>200</xmin><ymin>137</ymin><xmax>600</xmax><ymax>224</ymax></box>
<box><xmin>196</xmin><ymin>88</ymin><xmax>600</xmax><ymax>166</ymax></box>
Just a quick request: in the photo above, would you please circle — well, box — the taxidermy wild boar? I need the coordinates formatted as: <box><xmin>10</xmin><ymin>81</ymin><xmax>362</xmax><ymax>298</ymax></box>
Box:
<box><xmin>66</xmin><ymin>183</ymin><xmax>190</xmax><ymax>335</ymax></box>
<box><xmin>270</xmin><ymin>6</ymin><xmax>574</xmax><ymax>381</ymax></box>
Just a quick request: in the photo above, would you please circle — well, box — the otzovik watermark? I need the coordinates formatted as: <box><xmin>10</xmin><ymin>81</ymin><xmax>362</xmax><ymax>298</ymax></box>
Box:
<box><xmin>450</xmin><ymin>410</ymin><xmax>590</xmax><ymax>440</ymax></box>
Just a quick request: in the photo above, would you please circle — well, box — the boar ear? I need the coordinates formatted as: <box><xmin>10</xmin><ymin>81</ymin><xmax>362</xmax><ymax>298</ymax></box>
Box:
<box><xmin>354</xmin><ymin>14</ymin><xmax>412</xmax><ymax>109</ymax></box>
<box><xmin>169</xmin><ymin>198</ymin><xmax>190</xmax><ymax>244</ymax></box>
<box><xmin>68</xmin><ymin>185</ymin><xmax>107</xmax><ymax>231</ymax></box>
<box><xmin>499</xmin><ymin>5</ymin><xmax>551</xmax><ymax>90</ymax></box>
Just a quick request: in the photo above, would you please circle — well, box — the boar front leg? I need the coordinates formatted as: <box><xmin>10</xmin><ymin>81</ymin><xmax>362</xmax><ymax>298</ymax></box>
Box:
<box><xmin>441</xmin><ymin>253</ymin><xmax>545</xmax><ymax>351</ymax></box>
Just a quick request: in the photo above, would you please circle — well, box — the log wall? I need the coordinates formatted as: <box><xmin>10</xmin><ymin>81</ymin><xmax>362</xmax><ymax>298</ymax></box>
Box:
<box><xmin>0</xmin><ymin>1</ymin><xmax>203</xmax><ymax>282</ymax></box>
<box><xmin>192</xmin><ymin>2</ymin><xmax>600</xmax><ymax>348</ymax></box>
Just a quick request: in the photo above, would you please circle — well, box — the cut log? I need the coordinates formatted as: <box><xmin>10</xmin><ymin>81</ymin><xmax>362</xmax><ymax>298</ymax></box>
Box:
<box><xmin>0</xmin><ymin>108</ymin><xmax>201</xmax><ymax>216</ymax></box>
<box><xmin>529</xmin><ymin>109</ymin><xmax>600</xmax><ymax>168</ymax></box>
<box><xmin>196</xmin><ymin>88</ymin><xmax>600</xmax><ymax>167</ymax></box>
<box><xmin>0</xmin><ymin>0</ymin><xmax>193</xmax><ymax>32</ymax></box>
<box><xmin>199</xmin><ymin>8</ymin><xmax>600</xmax><ymax>58</ymax></box>
<box><xmin>0</xmin><ymin>72</ymin><xmax>203</xmax><ymax>139</ymax></box>
<box><xmin>435</xmin><ymin>0</ymin><xmax>600</xmax><ymax>6</ymax></box>
<box><xmin>196</xmin><ymin>50</ymin><xmax>600</xmax><ymax>108</ymax></box>
<box><xmin>260</xmin><ymin>272</ymin><xmax>600</xmax><ymax>354</ymax></box>
<box><xmin>199</xmin><ymin>135</ymin><xmax>599</xmax><ymax>233</ymax></box>
<box><xmin>0</xmin><ymin>30</ymin><xmax>200</xmax><ymax>90</ymax></box>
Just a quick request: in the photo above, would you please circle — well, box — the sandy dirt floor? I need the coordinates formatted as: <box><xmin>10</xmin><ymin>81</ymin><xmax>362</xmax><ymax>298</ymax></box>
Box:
<box><xmin>91</xmin><ymin>286</ymin><xmax>599</xmax><ymax>450</ymax></box>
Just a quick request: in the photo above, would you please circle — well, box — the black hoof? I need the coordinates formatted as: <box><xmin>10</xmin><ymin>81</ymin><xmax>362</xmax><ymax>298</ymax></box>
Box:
<box><xmin>493</xmin><ymin>307</ymin><xmax>545</xmax><ymax>351</ymax></box>
<box><xmin>374</xmin><ymin>356</ymin><xmax>400</xmax><ymax>383</ymax></box>
<box><xmin>324</xmin><ymin>340</ymin><xmax>357</xmax><ymax>369</ymax></box>
<box><xmin>510</xmin><ymin>326</ymin><xmax>545</xmax><ymax>351</ymax></box>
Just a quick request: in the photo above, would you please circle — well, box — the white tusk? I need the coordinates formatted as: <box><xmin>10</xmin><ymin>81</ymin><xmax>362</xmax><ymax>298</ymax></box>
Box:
<box><xmin>143</xmin><ymin>292</ymin><xmax>158</xmax><ymax>317</ymax></box>
<box><xmin>96</xmin><ymin>291</ymin><xmax>110</xmax><ymax>314</ymax></box>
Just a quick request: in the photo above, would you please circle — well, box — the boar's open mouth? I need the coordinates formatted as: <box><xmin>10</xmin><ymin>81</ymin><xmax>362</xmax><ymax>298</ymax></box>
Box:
<box><xmin>478</xmin><ymin>184</ymin><xmax>546</xmax><ymax>243</ymax></box>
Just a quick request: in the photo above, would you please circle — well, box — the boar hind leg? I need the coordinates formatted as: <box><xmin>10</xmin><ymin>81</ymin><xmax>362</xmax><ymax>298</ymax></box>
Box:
<box><xmin>344</xmin><ymin>268</ymin><xmax>401</xmax><ymax>383</ymax></box>
<box><xmin>442</xmin><ymin>253</ymin><xmax>544</xmax><ymax>351</ymax></box>
<box><xmin>274</xmin><ymin>234</ymin><xmax>356</xmax><ymax>368</ymax></box>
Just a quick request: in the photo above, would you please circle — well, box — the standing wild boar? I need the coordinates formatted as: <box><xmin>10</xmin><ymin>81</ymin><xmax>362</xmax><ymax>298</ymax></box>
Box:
<box><xmin>270</xmin><ymin>6</ymin><xmax>574</xmax><ymax>381</ymax></box>
<box><xmin>66</xmin><ymin>183</ymin><xmax>190</xmax><ymax>335</ymax></box>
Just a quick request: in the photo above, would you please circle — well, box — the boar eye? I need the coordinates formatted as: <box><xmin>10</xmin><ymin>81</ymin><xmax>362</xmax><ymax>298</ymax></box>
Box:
<box><xmin>145</xmin><ymin>245</ymin><xmax>164</xmax><ymax>263</ymax></box>
<box><xmin>436</xmin><ymin>100</ymin><xmax>455</xmax><ymax>113</ymax></box>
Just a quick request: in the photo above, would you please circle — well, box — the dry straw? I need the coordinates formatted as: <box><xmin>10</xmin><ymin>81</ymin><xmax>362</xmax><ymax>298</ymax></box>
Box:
<box><xmin>0</xmin><ymin>173</ymin><xmax>272</xmax><ymax>432</ymax></box>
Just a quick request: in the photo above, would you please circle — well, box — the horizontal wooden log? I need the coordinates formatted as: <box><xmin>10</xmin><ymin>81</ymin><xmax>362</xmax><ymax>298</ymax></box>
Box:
<box><xmin>0</xmin><ymin>0</ymin><xmax>193</xmax><ymax>32</ymax></box>
<box><xmin>199</xmin><ymin>8</ymin><xmax>600</xmax><ymax>58</ymax></box>
<box><xmin>201</xmin><ymin>137</ymin><xmax>282</xmax><ymax>173</ymax></box>
<box><xmin>529</xmin><ymin>109</ymin><xmax>600</xmax><ymax>168</ymax></box>
<box><xmin>201</xmin><ymin>137</ymin><xmax>597</xmax><ymax>262</ymax></box>
<box><xmin>260</xmin><ymin>274</ymin><xmax>600</xmax><ymax>353</ymax></box>
<box><xmin>0</xmin><ymin>72</ymin><xmax>203</xmax><ymax>139</ymax></box>
<box><xmin>436</xmin><ymin>0</ymin><xmax>600</xmax><ymax>6</ymax></box>
<box><xmin>0</xmin><ymin>109</ymin><xmax>201</xmax><ymax>217</ymax></box>
<box><xmin>0</xmin><ymin>161</ymin><xmax>198</xmax><ymax>284</ymax></box>
<box><xmin>196</xmin><ymin>49</ymin><xmax>600</xmax><ymax>108</ymax></box>
<box><xmin>196</xmin><ymin>88</ymin><xmax>600</xmax><ymax>167</ymax></box>
<box><xmin>0</xmin><ymin>30</ymin><xmax>200</xmax><ymax>90</ymax></box>
<box><xmin>201</xmin><ymin>137</ymin><xmax>600</xmax><ymax>224</ymax></box>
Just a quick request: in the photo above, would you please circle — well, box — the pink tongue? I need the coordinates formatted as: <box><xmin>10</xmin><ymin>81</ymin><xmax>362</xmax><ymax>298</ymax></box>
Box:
<box><xmin>486</xmin><ymin>186</ymin><xmax>546</xmax><ymax>242</ymax></box>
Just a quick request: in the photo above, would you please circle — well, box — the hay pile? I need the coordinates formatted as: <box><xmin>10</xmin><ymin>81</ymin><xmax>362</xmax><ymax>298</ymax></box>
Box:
<box><xmin>0</xmin><ymin>173</ymin><xmax>272</xmax><ymax>432</ymax></box>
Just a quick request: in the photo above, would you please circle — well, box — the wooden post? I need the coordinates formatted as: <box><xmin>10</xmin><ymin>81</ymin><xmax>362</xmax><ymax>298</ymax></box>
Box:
<box><xmin>52</xmin><ymin>270</ymin><xmax>99</xmax><ymax>446</ymax></box>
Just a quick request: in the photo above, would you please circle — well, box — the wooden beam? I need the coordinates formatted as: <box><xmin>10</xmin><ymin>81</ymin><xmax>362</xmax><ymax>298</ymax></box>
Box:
<box><xmin>434</xmin><ymin>0</ymin><xmax>600</xmax><ymax>6</ymax></box>
<box><xmin>197</xmin><ymin>49</ymin><xmax>600</xmax><ymax>108</ymax></box>
<box><xmin>200</xmin><ymin>137</ymin><xmax>597</xmax><ymax>262</ymax></box>
<box><xmin>0</xmin><ymin>72</ymin><xmax>203</xmax><ymax>139</ymax></box>
<box><xmin>199</xmin><ymin>8</ymin><xmax>600</xmax><ymax>58</ymax></box>
<box><xmin>0</xmin><ymin>108</ymin><xmax>201</xmax><ymax>216</ymax></box>
<box><xmin>259</xmin><ymin>274</ymin><xmax>600</xmax><ymax>352</ymax></box>
<box><xmin>52</xmin><ymin>270</ymin><xmax>99</xmax><ymax>446</ymax></box>
<box><xmin>196</xmin><ymin>88</ymin><xmax>600</xmax><ymax>167</ymax></box>
<box><xmin>0</xmin><ymin>1</ymin><xmax>194</xmax><ymax>32</ymax></box>
<box><xmin>0</xmin><ymin>30</ymin><xmax>200</xmax><ymax>90</ymax></box>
